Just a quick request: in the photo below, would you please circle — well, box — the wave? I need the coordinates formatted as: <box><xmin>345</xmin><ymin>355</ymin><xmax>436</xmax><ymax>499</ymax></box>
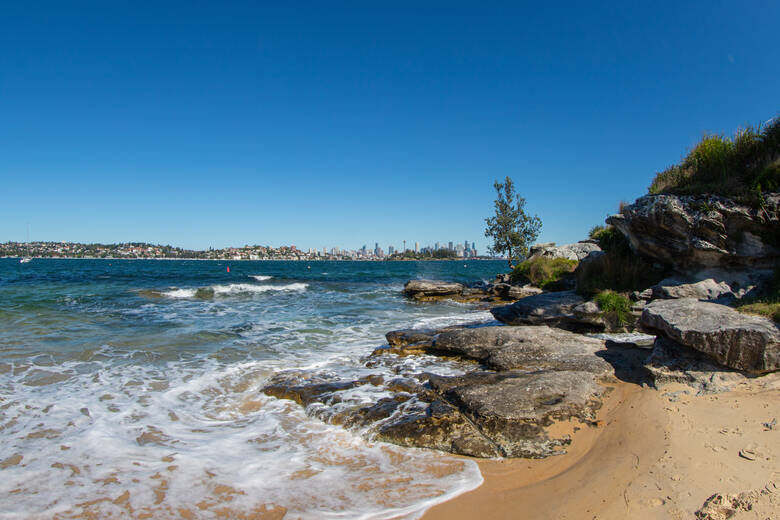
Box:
<box><xmin>159</xmin><ymin>282</ymin><xmax>308</xmax><ymax>299</ymax></box>
<box><xmin>249</xmin><ymin>275</ymin><xmax>272</xmax><ymax>281</ymax></box>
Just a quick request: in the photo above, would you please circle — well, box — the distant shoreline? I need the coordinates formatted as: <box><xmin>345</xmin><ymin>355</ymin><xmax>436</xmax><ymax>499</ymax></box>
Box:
<box><xmin>1</xmin><ymin>256</ymin><xmax>501</xmax><ymax>262</ymax></box>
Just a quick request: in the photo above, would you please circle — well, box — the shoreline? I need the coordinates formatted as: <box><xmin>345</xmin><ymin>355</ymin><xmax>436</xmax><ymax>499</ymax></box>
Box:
<box><xmin>421</xmin><ymin>380</ymin><xmax>780</xmax><ymax>520</ymax></box>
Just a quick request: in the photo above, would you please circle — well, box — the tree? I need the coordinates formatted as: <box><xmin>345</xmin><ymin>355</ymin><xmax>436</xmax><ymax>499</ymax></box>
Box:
<box><xmin>484</xmin><ymin>177</ymin><xmax>542</xmax><ymax>268</ymax></box>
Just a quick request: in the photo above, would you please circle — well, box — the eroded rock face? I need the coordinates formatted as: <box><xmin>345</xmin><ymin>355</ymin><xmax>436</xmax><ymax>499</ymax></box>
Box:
<box><xmin>641</xmin><ymin>299</ymin><xmax>780</xmax><ymax>374</ymax></box>
<box><xmin>650</xmin><ymin>269</ymin><xmax>771</xmax><ymax>302</ymax></box>
<box><xmin>607</xmin><ymin>193</ymin><xmax>780</xmax><ymax>271</ymax></box>
<box><xmin>528</xmin><ymin>241</ymin><xmax>602</xmax><ymax>262</ymax></box>
<box><xmin>644</xmin><ymin>337</ymin><xmax>754</xmax><ymax>394</ymax></box>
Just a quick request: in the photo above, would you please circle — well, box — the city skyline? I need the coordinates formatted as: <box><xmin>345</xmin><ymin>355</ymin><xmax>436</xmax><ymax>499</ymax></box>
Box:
<box><xmin>2</xmin><ymin>3</ymin><xmax>779</xmax><ymax>251</ymax></box>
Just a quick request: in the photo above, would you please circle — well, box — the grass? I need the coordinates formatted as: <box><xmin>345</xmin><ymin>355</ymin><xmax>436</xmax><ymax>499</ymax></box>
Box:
<box><xmin>577</xmin><ymin>226</ymin><xmax>667</xmax><ymax>295</ymax></box>
<box><xmin>511</xmin><ymin>257</ymin><xmax>578</xmax><ymax>289</ymax></box>
<box><xmin>648</xmin><ymin>117</ymin><xmax>780</xmax><ymax>202</ymax></box>
<box><xmin>734</xmin><ymin>270</ymin><xmax>780</xmax><ymax>323</ymax></box>
<box><xmin>594</xmin><ymin>290</ymin><xmax>632</xmax><ymax>326</ymax></box>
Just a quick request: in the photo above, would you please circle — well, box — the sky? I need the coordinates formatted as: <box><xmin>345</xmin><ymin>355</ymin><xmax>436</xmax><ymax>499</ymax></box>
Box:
<box><xmin>1</xmin><ymin>1</ymin><xmax>778</xmax><ymax>252</ymax></box>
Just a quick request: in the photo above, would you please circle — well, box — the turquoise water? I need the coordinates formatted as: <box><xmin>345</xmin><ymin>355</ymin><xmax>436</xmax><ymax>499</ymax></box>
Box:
<box><xmin>0</xmin><ymin>259</ymin><xmax>507</xmax><ymax>519</ymax></box>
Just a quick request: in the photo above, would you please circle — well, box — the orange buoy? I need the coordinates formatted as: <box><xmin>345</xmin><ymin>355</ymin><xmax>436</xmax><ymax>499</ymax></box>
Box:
<box><xmin>227</xmin><ymin>266</ymin><xmax>230</xmax><ymax>273</ymax></box>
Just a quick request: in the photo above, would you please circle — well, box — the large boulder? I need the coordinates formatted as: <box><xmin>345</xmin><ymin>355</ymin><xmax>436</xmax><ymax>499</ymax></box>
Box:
<box><xmin>527</xmin><ymin>241</ymin><xmax>602</xmax><ymax>262</ymax></box>
<box><xmin>607</xmin><ymin>193</ymin><xmax>780</xmax><ymax>271</ymax></box>
<box><xmin>403</xmin><ymin>279</ymin><xmax>464</xmax><ymax>299</ymax></box>
<box><xmin>650</xmin><ymin>269</ymin><xmax>771</xmax><ymax>302</ymax></box>
<box><xmin>491</xmin><ymin>290</ymin><xmax>608</xmax><ymax>331</ymax></box>
<box><xmin>433</xmin><ymin>326</ymin><xmax>612</xmax><ymax>375</ymax></box>
<box><xmin>641</xmin><ymin>299</ymin><xmax>780</xmax><ymax>374</ymax></box>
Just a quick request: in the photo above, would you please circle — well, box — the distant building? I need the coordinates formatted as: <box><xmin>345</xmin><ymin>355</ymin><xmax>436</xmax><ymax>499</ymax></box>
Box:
<box><xmin>414</xmin><ymin>242</ymin><xmax>419</xmax><ymax>253</ymax></box>
<box><xmin>448</xmin><ymin>241</ymin><xmax>453</xmax><ymax>251</ymax></box>
<box><xmin>435</xmin><ymin>242</ymin><xmax>440</xmax><ymax>250</ymax></box>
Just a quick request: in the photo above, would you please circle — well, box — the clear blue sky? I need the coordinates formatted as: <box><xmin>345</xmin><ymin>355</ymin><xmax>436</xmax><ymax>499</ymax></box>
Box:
<box><xmin>1</xmin><ymin>1</ymin><xmax>778</xmax><ymax>252</ymax></box>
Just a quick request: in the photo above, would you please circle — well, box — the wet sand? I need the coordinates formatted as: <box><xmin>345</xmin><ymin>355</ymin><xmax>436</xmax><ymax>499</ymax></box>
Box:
<box><xmin>422</xmin><ymin>380</ymin><xmax>780</xmax><ymax>520</ymax></box>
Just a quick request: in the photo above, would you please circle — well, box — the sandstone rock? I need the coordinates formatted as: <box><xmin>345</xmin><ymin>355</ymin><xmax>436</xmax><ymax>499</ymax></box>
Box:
<box><xmin>641</xmin><ymin>299</ymin><xmax>780</xmax><ymax>374</ymax></box>
<box><xmin>650</xmin><ymin>269</ymin><xmax>770</xmax><ymax>302</ymax></box>
<box><xmin>607</xmin><ymin>193</ymin><xmax>780</xmax><ymax>271</ymax></box>
<box><xmin>528</xmin><ymin>241</ymin><xmax>602</xmax><ymax>262</ymax></box>
<box><xmin>508</xmin><ymin>284</ymin><xmax>544</xmax><ymax>299</ymax></box>
<box><xmin>644</xmin><ymin>337</ymin><xmax>752</xmax><ymax>394</ymax></box>
<box><xmin>433</xmin><ymin>326</ymin><xmax>612</xmax><ymax>375</ymax></box>
<box><xmin>403</xmin><ymin>279</ymin><xmax>464</xmax><ymax>299</ymax></box>
<box><xmin>434</xmin><ymin>370</ymin><xmax>606</xmax><ymax>458</ymax></box>
<box><xmin>491</xmin><ymin>290</ymin><xmax>603</xmax><ymax>331</ymax></box>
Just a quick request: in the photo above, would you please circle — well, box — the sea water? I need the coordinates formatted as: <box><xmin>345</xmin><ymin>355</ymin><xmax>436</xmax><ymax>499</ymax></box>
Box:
<box><xmin>0</xmin><ymin>259</ymin><xmax>507</xmax><ymax>519</ymax></box>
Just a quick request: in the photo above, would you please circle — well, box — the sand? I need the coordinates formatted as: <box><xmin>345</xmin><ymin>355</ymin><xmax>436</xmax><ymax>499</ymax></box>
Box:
<box><xmin>422</xmin><ymin>380</ymin><xmax>780</xmax><ymax>520</ymax></box>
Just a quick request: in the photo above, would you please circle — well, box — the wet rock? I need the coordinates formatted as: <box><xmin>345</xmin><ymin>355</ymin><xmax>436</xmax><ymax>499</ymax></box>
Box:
<box><xmin>433</xmin><ymin>326</ymin><xmax>612</xmax><ymax>375</ymax></box>
<box><xmin>376</xmin><ymin>400</ymin><xmax>500</xmax><ymax>458</ymax></box>
<box><xmin>641</xmin><ymin>299</ymin><xmax>780</xmax><ymax>374</ymax></box>
<box><xmin>403</xmin><ymin>280</ymin><xmax>464</xmax><ymax>300</ymax></box>
<box><xmin>437</xmin><ymin>370</ymin><xmax>606</xmax><ymax>458</ymax></box>
<box><xmin>607</xmin><ymin>193</ymin><xmax>780</xmax><ymax>271</ymax></box>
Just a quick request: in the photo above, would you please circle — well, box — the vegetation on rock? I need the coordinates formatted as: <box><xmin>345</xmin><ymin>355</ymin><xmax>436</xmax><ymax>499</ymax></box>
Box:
<box><xmin>594</xmin><ymin>290</ymin><xmax>632</xmax><ymax>326</ymax></box>
<box><xmin>648</xmin><ymin>118</ymin><xmax>780</xmax><ymax>201</ymax></box>
<box><xmin>510</xmin><ymin>257</ymin><xmax>577</xmax><ymax>289</ymax></box>
<box><xmin>735</xmin><ymin>269</ymin><xmax>780</xmax><ymax>323</ymax></box>
<box><xmin>485</xmin><ymin>176</ymin><xmax>542</xmax><ymax>268</ymax></box>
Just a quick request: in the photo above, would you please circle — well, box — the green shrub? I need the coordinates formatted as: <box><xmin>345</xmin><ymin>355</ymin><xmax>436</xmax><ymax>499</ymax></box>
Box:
<box><xmin>648</xmin><ymin>117</ymin><xmax>780</xmax><ymax>200</ymax></box>
<box><xmin>588</xmin><ymin>225</ymin><xmax>626</xmax><ymax>252</ymax></box>
<box><xmin>511</xmin><ymin>257</ymin><xmax>578</xmax><ymax>289</ymax></box>
<box><xmin>594</xmin><ymin>290</ymin><xmax>632</xmax><ymax>325</ymax></box>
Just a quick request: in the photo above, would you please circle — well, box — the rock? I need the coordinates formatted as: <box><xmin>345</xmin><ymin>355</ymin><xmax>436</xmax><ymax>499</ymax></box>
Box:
<box><xmin>491</xmin><ymin>283</ymin><xmax>543</xmax><ymax>300</ymax></box>
<box><xmin>433</xmin><ymin>326</ymin><xmax>612</xmax><ymax>375</ymax></box>
<box><xmin>434</xmin><ymin>370</ymin><xmax>606</xmax><ymax>458</ymax></box>
<box><xmin>386</xmin><ymin>329</ymin><xmax>438</xmax><ymax>348</ymax></box>
<box><xmin>508</xmin><ymin>284</ymin><xmax>544</xmax><ymax>299</ymax></box>
<box><xmin>644</xmin><ymin>337</ymin><xmax>753</xmax><ymax>394</ymax></box>
<box><xmin>528</xmin><ymin>241</ymin><xmax>602</xmax><ymax>262</ymax></box>
<box><xmin>607</xmin><ymin>193</ymin><xmax>780</xmax><ymax>271</ymax></box>
<box><xmin>403</xmin><ymin>279</ymin><xmax>464</xmax><ymax>299</ymax></box>
<box><xmin>375</xmin><ymin>399</ymin><xmax>500</xmax><ymax>458</ymax></box>
<box><xmin>641</xmin><ymin>299</ymin><xmax>780</xmax><ymax>374</ymax></box>
<box><xmin>491</xmin><ymin>290</ymin><xmax>608</xmax><ymax>332</ymax></box>
<box><xmin>650</xmin><ymin>269</ymin><xmax>771</xmax><ymax>302</ymax></box>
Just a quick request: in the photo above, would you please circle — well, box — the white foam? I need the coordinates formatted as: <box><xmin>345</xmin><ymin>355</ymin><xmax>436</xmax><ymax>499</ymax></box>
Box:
<box><xmin>161</xmin><ymin>287</ymin><xmax>198</xmax><ymax>298</ymax></box>
<box><xmin>0</xmin><ymin>357</ymin><xmax>482</xmax><ymax>519</ymax></box>
<box><xmin>249</xmin><ymin>275</ymin><xmax>272</xmax><ymax>281</ymax></box>
<box><xmin>211</xmin><ymin>282</ymin><xmax>308</xmax><ymax>295</ymax></box>
<box><xmin>160</xmin><ymin>282</ymin><xmax>308</xmax><ymax>299</ymax></box>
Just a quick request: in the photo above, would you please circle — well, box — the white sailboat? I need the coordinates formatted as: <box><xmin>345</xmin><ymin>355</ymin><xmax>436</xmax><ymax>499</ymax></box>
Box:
<box><xmin>20</xmin><ymin>224</ymin><xmax>32</xmax><ymax>263</ymax></box>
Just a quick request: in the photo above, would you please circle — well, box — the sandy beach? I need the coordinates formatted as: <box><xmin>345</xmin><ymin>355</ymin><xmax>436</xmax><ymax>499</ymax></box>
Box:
<box><xmin>422</xmin><ymin>379</ymin><xmax>780</xmax><ymax>520</ymax></box>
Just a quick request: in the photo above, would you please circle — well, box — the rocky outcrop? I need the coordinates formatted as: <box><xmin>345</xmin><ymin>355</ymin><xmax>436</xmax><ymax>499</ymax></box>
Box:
<box><xmin>491</xmin><ymin>290</ymin><xmax>621</xmax><ymax>332</ymax></box>
<box><xmin>433</xmin><ymin>326</ymin><xmax>612</xmax><ymax>374</ymax></box>
<box><xmin>263</xmin><ymin>323</ymin><xmax>617</xmax><ymax>459</ymax></box>
<box><xmin>403</xmin><ymin>280</ymin><xmax>464</xmax><ymax>299</ymax></box>
<box><xmin>379</xmin><ymin>369</ymin><xmax>607</xmax><ymax>458</ymax></box>
<box><xmin>528</xmin><ymin>241</ymin><xmax>602</xmax><ymax>262</ymax></box>
<box><xmin>644</xmin><ymin>337</ymin><xmax>755</xmax><ymax>394</ymax></box>
<box><xmin>641</xmin><ymin>299</ymin><xmax>780</xmax><ymax>374</ymax></box>
<box><xmin>649</xmin><ymin>269</ymin><xmax>771</xmax><ymax>302</ymax></box>
<box><xmin>607</xmin><ymin>193</ymin><xmax>780</xmax><ymax>271</ymax></box>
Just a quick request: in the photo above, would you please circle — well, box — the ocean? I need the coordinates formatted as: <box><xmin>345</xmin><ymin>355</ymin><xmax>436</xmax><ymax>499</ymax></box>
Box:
<box><xmin>0</xmin><ymin>258</ymin><xmax>508</xmax><ymax>519</ymax></box>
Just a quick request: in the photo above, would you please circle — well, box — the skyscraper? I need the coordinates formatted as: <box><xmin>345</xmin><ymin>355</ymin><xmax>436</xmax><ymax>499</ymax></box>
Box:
<box><xmin>448</xmin><ymin>241</ymin><xmax>453</xmax><ymax>251</ymax></box>
<box><xmin>414</xmin><ymin>242</ymin><xmax>419</xmax><ymax>253</ymax></box>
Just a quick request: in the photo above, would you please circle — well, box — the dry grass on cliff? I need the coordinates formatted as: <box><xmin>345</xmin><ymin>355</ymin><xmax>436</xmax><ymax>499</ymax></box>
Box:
<box><xmin>649</xmin><ymin>117</ymin><xmax>780</xmax><ymax>200</ymax></box>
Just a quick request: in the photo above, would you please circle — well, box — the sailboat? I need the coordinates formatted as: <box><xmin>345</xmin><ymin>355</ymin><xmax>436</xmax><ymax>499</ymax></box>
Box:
<box><xmin>20</xmin><ymin>224</ymin><xmax>32</xmax><ymax>263</ymax></box>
